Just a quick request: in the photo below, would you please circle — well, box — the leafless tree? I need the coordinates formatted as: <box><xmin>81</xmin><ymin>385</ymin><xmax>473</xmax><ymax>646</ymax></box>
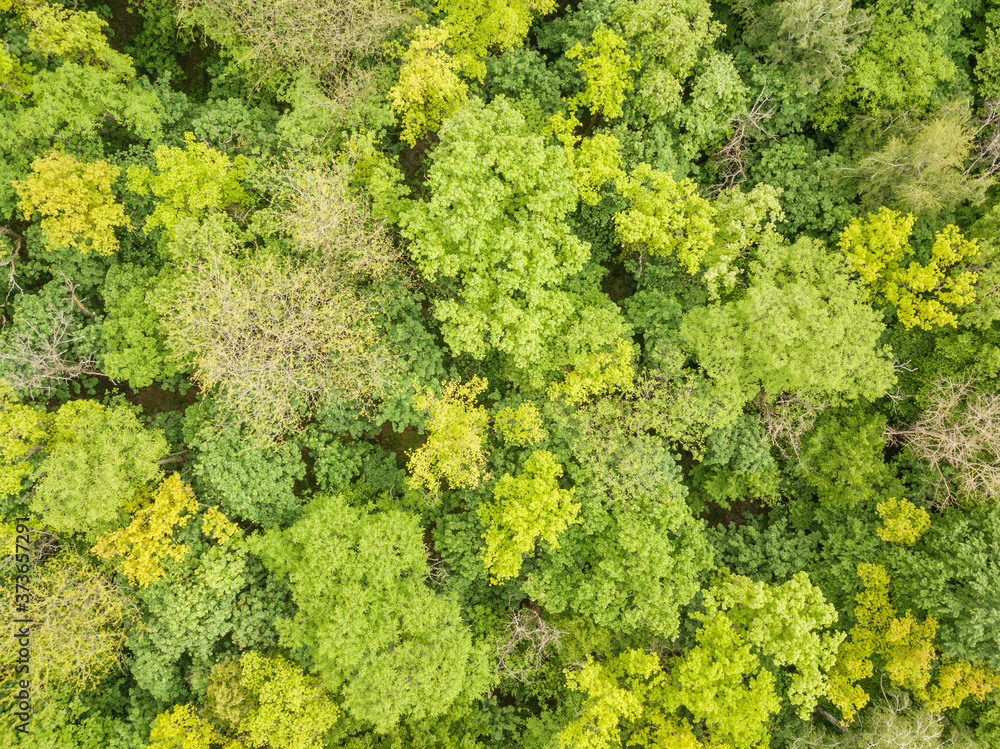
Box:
<box><xmin>0</xmin><ymin>304</ymin><xmax>104</xmax><ymax>395</ymax></box>
<box><xmin>710</xmin><ymin>85</ymin><xmax>776</xmax><ymax>194</ymax></box>
<box><xmin>495</xmin><ymin>605</ymin><xmax>565</xmax><ymax>683</ymax></box>
<box><xmin>887</xmin><ymin>378</ymin><xmax>1000</xmax><ymax>507</ymax></box>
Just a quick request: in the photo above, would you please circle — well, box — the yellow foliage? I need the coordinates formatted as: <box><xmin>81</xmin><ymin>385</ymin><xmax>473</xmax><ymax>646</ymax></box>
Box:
<box><xmin>920</xmin><ymin>661</ymin><xmax>1000</xmax><ymax>712</ymax></box>
<box><xmin>493</xmin><ymin>402</ymin><xmax>546</xmax><ymax>446</ymax></box>
<box><xmin>388</xmin><ymin>25</ymin><xmax>468</xmax><ymax>146</ymax></box>
<box><xmin>91</xmin><ymin>473</ymin><xmax>198</xmax><ymax>587</ymax></box>
<box><xmin>883</xmin><ymin>612</ymin><xmax>937</xmax><ymax>692</ymax></box>
<box><xmin>15</xmin><ymin>150</ymin><xmax>131</xmax><ymax>255</ymax></box>
<box><xmin>876</xmin><ymin>497</ymin><xmax>931</xmax><ymax>546</ymax></box>
<box><xmin>839</xmin><ymin>208</ymin><xmax>980</xmax><ymax>329</ymax></box>
<box><xmin>202</xmin><ymin>506</ymin><xmax>241</xmax><ymax>544</ymax></box>
<box><xmin>407</xmin><ymin>376</ymin><xmax>490</xmax><ymax>498</ymax></box>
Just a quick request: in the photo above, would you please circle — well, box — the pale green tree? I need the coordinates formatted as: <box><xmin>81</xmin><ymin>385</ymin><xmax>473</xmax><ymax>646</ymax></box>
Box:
<box><xmin>247</xmin><ymin>492</ymin><xmax>486</xmax><ymax>731</ymax></box>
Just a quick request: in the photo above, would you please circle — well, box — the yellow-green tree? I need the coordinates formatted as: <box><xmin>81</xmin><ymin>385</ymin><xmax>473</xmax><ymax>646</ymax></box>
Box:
<box><xmin>838</xmin><ymin>208</ymin><xmax>980</xmax><ymax>329</ymax></box>
<box><xmin>876</xmin><ymin>497</ymin><xmax>931</xmax><ymax>546</ymax></box>
<box><xmin>388</xmin><ymin>26</ymin><xmax>468</xmax><ymax>146</ymax></box>
<box><xmin>565</xmin><ymin>27</ymin><xmax>639</xmax><ymax>121</ymax></box>
<box><xmin>91</xmin><ymin>473</ymin><xmax>239</xmax><ymax>587</ymax></box>
<box><xmin>14</xmin><ymin>150</ymin><xmax>131</xmax><ymax>255</ymax></box>
<box><xmin>0</xmin><ymin>381</ymin><xmax>48</xmax><ymax>497</ymax></box>
<box><xmin>128</xmin><ymin>132</ymin><xmax>252</xmax><ymax>239</ymax></box>
<box><xmin>407</xmin><ymin>376</ymin><xmax>491</xmax><ymax>497</ymax></box>
<box><xmin>614</xmin><ymin>163</ymin><xmax>715</xmax><ymax>274</ymax></box>
<box><xmin>437</xmin><ymin>0</ymin><xmax>556</xmax><ymax>79</ymax></box>
<box><xmin>825</xmin><ymin>564</ymin><xmax>1000</xmax><ymax>722</ymax></box>
<box><xmin>479</xmin><ymin>450</ymin><xmax>580</xmax><ymax>582</ymax></box>
<box><xmin>146</xmin><ymin>704</ymin><xmax>235</xmax><ymax>749</ymax></box>
<box><xmin>205</xmin><ymin>652</ymin><xmax>340</xmax><ymax>749</ymax></box>
<box><xmin>0</xmin><ymin>550</ymin><xmax>141</xmax><ymax>705</ymax></box>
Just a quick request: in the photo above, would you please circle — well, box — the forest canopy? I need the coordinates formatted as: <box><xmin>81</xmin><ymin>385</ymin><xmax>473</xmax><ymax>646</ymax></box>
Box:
<box><xmin>4</xmin><ymin>0</ymin><xmax>1000</xmax><ymax>746</ymax></box>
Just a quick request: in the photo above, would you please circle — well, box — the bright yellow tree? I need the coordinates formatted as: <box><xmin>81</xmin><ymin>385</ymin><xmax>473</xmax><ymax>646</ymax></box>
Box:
<box><xmin>92</xmin><ymin>473</ymin><xmax>240</xmax><ymax>587</ymax></box>
<box><xmin>388</xmin><ymin>26</ymin><xmax>468</xmax><ymax>146</ymax></box>
<box><xmin>407</xmin><ymin>376</ymin><xmax>490</xmax><ymax>498</ymax></box>
<box><xmin>14</xmin><ymin>150</ymin><xmax>131</xmax><ymax>255</ymax></box>
<box><xmin>838</xmin><ymin>208</ymin><xmax>980</xmax><ymax>329</ymax></box>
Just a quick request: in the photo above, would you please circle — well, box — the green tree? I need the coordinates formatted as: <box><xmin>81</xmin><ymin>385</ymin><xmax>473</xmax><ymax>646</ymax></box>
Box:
<box><xmin>479</xmin><ymin>450</ymin><xmax>580</xmax><ymax>582</ymax></box>
<box><xmin>565</xmin><ymin>27</ymin><xmax>639</xmax><ymax>121</ymax></box>
<box><xmin>680</xmin><ymin>234</ymin><xmax>895</xmax><ymax>408</ymax></box>
<box><xmin>612</xmin><ymin>0</ymin><xmax>721</xmax><ymax>119</ymax></box>
<box><xmin>0</xmin><ymin>381</ymin><xmax>48</xmax><ymax>497</ymax></box>
<box><xmin>846</xmin><ymin>101</ymin><xmax>995</xmax><ymax>215</ymax></box>
<box><xmin>27</xmin><ymin>399</ymin><xmax>168</xmax><ymax>536</ymax></box>
<box><xmin>247</xmin><ymin>491</ymin><xmax>485</xmax><ymax>731</ymax></box>
<box><xmin>613</xmin><ymin>163</ymin><xmax>715</xmax><ymax>274</ymax></box>
<box><xmin>701</xmin><ymin>570</ymin><xmax>845</xmax><ymax>717</ymax></box>
<box><xmin>738</xmin><ymin>0</ymin><xmax>870</xmax><ymax>93</ymax></box>
<box><xmin>398</xmin><ymin>95</ymin><xmax>589</xmax><ymax>386</ymax></box>
<box><xmin>100</xmin><ymin>263</ymin><xmax>179</xmax><ymax>389</ymax></box>
<box><xmin>813</xmin><ymin>0</ymin><xmax>956</xmax><ymax>130</ymax></box>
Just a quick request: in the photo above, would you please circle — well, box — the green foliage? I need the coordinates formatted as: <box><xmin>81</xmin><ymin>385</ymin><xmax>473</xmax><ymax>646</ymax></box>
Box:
<box><xmin>688</xmin><ymin>414</ymin><xmax>781</xmax><ymax>512</ymax></box>
<box><xmin>90</xmin><ymin>472</ymin><xmax>200</xmax><ymax>587</ymax></box>
<box><xmin>889</xmin><ymin>505</ymin><xmax>1000</xmax><ymax>672</ymax></box>
<box><xmin>247</xmin><ymin>491</ymin><xmax>485</xmax><ymax>731</ymax></box>
<box><xmin>839</xmin><ymin>208</ymin><xmax>980</xmax><ymax>329</ymax></box>
<box><xmin>876</xmin><ymin>497</ymin><xmax>931</xmax><ymax>546</ymax></box>
<box><xmin>191</xmin><ymin>424</ymin><xmax>306</xmax><ymax>528</ymax></box>
<box><xmin>680</xmin><ymin>234</ymin><xmax>895</xmax><ymax>407</ymax></box>
<box><xmin>479</xmin><ymin>450</ymin><xmax>580</xmax><ymax>582</ymax></box>
<box><xmin>0</xmin><ymin>381</ymin><xmax>48</xmax><ymax>498</ymax></box>
<box><xmin>399</xmin><ymin>96</ymin><xmax>600</xmax><ymax>387</ymax></box>
<box><xmin>708</xmin><ymin>513</ymin><xmax>816</xmax><ymax>585</ymax></box>
<box><xmin>100</xmin><ymin>263</ymin><xmax>179</xmax><ymax>389</ymax></box>
<box><xmin>130</xmin><ymin>540</ymin><xmax>291</xmax><ymax>703</ymax></box>
<box><xmin>737</xmin><ymin>0</ymin><xmax>869</xmax><ymax>94</ymax></box>
<box><xmin>797</xmin><ymin>409</ymin><xmax>891</xmax><ymax>507</ymax></box>
<box><xmin>750</xmin><ymin>136</ymin><xmax>854</xmax><ymax>239</ymax></box>
<box><xmin>848</xmin><ymin>101</ymin><xmax>994</xmax><ymax>215</ymax></box>
<box><xmin>526</xmin><ymin>395</ymin><xmax>714</xmax><ymax>639</ymax></box>
<box><xmin>813</xmin><ymin>0</ymin><xmax>957</xmax><ymax>130</ymax></box>
<box><xmin>30</xmin><ymin>400</ymin><xmax>168</xmax><ymax>536</ymax></box>
<box><xmin>614</xmin><ymin>162</ymin><xmax>715</xmax><ymax>274</ymax></box>
<box><xmin>612</xmin><ymin>0</ymin><xmax>721</xmax><ymax>119</ymax></box>
<box><xmin>666</xmin><ymin>611</ymin><xmax>782</xmax><ymax>748</ymax></box>
<box><xmin>701</xmin><ymin>570</ymin><xmax>844</xmax><ymax>717</ymax></box>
